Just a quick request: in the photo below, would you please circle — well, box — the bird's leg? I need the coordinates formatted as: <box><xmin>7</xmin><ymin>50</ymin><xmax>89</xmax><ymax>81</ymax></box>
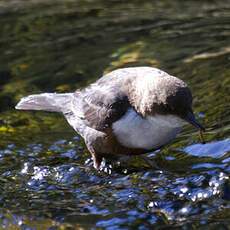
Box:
<box><xmin>92</xmin><ymin>154</ymin><xmax>103</xmax><ymax>170</ymax></box>
<box><xmin>86</xmin><ymin>144</ymin><xmax>103</xmax><ymax>170</ymax></box>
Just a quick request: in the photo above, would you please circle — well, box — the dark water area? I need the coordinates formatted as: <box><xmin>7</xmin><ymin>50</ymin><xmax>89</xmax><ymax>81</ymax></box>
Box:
<box><xmin>0</xmin><ymin>0</ymin><xmax>230</xmax><ymax>229</ymax></box>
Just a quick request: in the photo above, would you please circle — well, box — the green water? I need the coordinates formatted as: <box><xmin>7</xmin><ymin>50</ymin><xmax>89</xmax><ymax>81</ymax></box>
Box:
<box><xmin>0</xmin><ymin>0</ymin><xmax>230</xmax><ymax>229</ymax></box>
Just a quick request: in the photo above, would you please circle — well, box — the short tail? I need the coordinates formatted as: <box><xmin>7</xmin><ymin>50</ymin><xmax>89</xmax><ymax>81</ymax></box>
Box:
<box><xmin>15</xmin><ymin>93</ymin><xmax>73</xmax><ymax>113</ymax></box>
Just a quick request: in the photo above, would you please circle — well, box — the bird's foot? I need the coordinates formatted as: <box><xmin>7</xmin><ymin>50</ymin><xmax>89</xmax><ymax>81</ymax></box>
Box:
<box><xmin>92</xmin><ymin>154</ymin><xmax>103</xmax><ymax>170</ymax></box>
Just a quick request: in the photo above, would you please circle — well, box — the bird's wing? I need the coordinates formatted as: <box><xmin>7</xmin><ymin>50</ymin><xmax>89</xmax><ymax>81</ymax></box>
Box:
<box><xmin>72</xmin><ymin>85</ymin><xmax>130</xmax><ymax>131</ymax></box>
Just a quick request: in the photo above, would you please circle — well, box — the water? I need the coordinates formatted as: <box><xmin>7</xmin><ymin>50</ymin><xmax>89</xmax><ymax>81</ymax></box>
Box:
<box><xmin>0</xmin><ymin>0</ymin><xmax>230</xmax><ymax>229</ymax></box>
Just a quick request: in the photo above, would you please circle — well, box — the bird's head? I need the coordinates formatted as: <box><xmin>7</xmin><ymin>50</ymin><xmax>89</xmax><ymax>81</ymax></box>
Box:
<box><xmin>147</xmin><ymin>74</ymin><xmax>205</xmax><ymax>142</ymax></box>
<box><xmin>158</xmin><ymin>76</ymin><xmax>205</xmax><ymax>143</ymax></box>
<box><xmin>166</xmin><ymin>86</ymin><xmax>205</xmax><ymax>131</ymax></box>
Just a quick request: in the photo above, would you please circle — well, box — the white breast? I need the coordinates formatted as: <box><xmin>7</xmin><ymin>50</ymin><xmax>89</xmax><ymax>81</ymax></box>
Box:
<box><xmin>112</xmin><ymin>109</ymin><xmax>184</xmax><ymax>150</ymax></box>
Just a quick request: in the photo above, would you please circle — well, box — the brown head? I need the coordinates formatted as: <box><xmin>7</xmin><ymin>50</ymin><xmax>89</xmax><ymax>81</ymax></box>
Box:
<box><xmin>165</xmin><ymin>85</ymin><xmax>205</xmax><ymax>131</ymax></box>
<box><xmin>132</xmin><ymin>71</ymin><xmax>205</xmax><ymax>132</ymax></box>
<box><xmin>147</xmin><ymin>74</ymin><xmax>205</xmax><ymax>144</ymax></box>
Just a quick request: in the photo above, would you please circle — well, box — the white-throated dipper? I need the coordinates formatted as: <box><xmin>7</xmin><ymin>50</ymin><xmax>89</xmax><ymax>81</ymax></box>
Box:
<box><xmin>16</xmin><ymin>67</ymin><xmax>205</xmax><ymax>169</ymax></box>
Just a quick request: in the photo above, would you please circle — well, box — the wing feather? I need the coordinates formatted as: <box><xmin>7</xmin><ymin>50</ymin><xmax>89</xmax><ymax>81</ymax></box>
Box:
<box><xmin>72</xmin><ymin>86</ymin><xmax>130</xmax><ymax>131</ymax></box>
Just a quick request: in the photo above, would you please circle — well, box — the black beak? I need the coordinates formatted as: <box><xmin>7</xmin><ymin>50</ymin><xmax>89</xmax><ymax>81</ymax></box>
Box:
<box><xmin>185</xmin><ymin>111</ymin><xmax>205</xmax><ymax>132</ymax></box>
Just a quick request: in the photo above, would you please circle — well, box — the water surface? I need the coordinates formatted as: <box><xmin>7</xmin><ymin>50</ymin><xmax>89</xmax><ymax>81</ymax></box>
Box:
<box><xmin>0</xmin><ymin>0</ymin><xmax>230</xmax><ymax>229</ymax></box>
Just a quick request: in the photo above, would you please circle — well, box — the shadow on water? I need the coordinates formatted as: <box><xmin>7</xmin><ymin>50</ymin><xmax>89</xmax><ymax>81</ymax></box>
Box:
<box><xmin>0</xmin><ymin>0</ymin><xmax>230</xmax><ymax>229</ymax></box>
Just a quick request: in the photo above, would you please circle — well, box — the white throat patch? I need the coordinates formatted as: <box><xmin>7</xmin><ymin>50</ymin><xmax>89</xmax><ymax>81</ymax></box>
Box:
<box><xmin>112</xmin><ymin>108</ymin><xmax>184</xmax><ymax>150</ymax></box>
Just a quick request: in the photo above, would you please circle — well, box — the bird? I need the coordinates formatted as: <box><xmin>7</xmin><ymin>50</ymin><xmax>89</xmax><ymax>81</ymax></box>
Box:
<box><xmin>16</xmin><ymin>66</ymin><xmax>205</xmax><ymax>169</ymax></box>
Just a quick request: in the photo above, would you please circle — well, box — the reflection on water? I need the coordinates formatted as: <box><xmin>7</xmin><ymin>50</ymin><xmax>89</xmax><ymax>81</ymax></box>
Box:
<box><xmin>0</xmin><ymin>137</ymin><xmax>230</xmax><ymax>229</ymax></box>
<box><xmin>0</xmin><ymin>0</ymin><xmax>230</xmax><ymax>229</ymax></box>
<box><xmin>184</xmin><ymin>139</ymin><xmax>230</xmax><ymax>158</ymax></box>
